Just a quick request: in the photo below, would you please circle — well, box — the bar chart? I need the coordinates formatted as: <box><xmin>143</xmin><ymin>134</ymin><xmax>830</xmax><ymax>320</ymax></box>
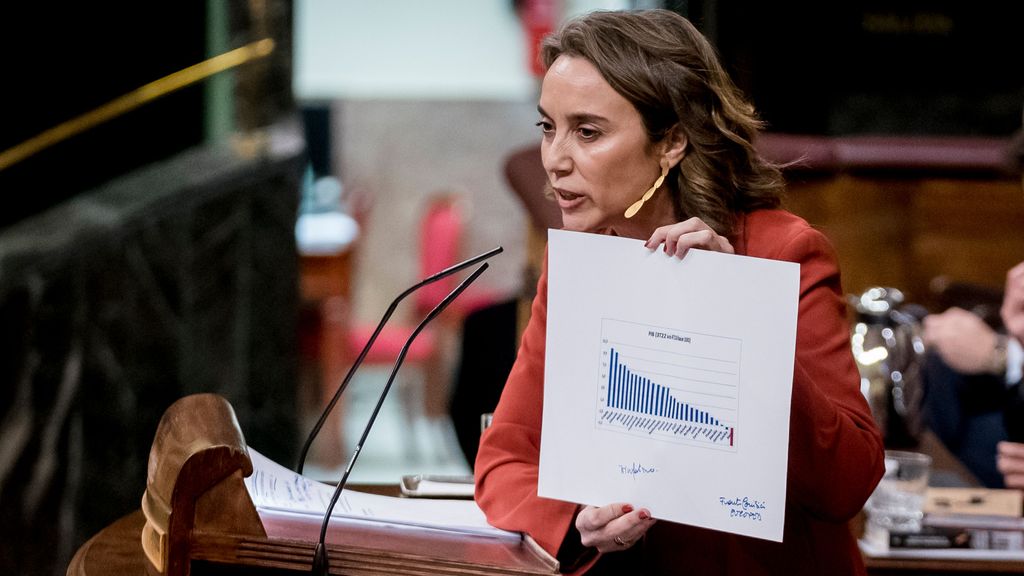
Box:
<box><xmin>596</xmin><ymin>318</ymin><xmax>740</xmax><ymax>450</ymax></box>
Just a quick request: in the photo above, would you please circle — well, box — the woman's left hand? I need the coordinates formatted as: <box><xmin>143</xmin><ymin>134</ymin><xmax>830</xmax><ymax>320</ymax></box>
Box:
<box><xmin>645</xmin><ymin>217</ymin><xmax>734</xmax><ymax>259</ymax></box>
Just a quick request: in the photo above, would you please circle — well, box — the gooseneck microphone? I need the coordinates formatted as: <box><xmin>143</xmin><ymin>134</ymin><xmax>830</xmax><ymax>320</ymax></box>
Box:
<box><xmin>310</xmin><ymin>258</ymin><xmax>495</xmax><ymax>576</ymax></box>
<box><xmin>295</xmin><ymin>245</ymin><xmax>503</xmax><ymax>474</ymax></box>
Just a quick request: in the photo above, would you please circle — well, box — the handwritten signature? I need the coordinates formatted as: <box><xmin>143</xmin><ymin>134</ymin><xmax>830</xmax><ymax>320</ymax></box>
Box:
<box><xmin>719</xmin><ymin>496</ymin><xmax>766</xmax><ymax>522</ymax></box>
<box><xmin>618</xmin><ymin>462</ymin><xmax>658</xmax><ymax>479</ymax></box>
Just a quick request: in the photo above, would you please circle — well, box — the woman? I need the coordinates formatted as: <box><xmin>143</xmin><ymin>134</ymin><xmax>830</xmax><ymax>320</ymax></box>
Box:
<box><xmin>474</xmin><ymin>9</ymin><xmax>884</xmax><ymax>575</ymax></box>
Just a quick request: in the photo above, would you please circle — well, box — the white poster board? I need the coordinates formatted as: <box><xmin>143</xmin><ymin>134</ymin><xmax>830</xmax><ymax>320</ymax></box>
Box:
<box><xmin>539</xmin><ymin>229</ymin><xmax>799</xmax><ymax>542</ymax></box>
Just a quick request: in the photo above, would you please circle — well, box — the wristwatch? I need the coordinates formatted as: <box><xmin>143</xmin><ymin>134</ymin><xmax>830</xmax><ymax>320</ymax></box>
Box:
<box><xmin>990</xmin><ymin>334</ymin><xmax>1009</xmax><ymax>376</ymax></box>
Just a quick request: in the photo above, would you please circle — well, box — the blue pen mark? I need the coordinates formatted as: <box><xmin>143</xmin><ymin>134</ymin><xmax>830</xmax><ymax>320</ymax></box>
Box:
<box><xmin>719</xmin><ymin>496</ymin><xmax>766</xmax><ymax>522</ymax></box>
<box><xmin>618</xmin><ymin>462</ymin><xmax>658</xmax><ymax>479</ymax></box>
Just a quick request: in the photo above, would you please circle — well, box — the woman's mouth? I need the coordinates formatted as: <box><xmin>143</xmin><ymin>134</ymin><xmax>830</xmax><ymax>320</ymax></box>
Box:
<box><xmin>554</xmin><ymin>188</ymin><xmax>586</xmax><ymax>209</ymax></box>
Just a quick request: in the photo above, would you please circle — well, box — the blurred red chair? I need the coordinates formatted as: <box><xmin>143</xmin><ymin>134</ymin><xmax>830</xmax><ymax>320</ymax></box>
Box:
<box><xmin>341</xmin><ymin>192</ymin><xmax>503</xmax><ymax>462</ymax></box>
<box><xmin>413</xmin><ymin>193</ymin><xmax>505</xmax><ymax>322</ymax></box>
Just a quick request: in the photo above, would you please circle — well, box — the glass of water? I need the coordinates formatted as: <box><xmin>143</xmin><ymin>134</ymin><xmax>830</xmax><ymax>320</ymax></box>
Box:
<box><xmin>865</xmin><ymin>450</ymin><xmax>932</xmax><ymax>533</ymax></box>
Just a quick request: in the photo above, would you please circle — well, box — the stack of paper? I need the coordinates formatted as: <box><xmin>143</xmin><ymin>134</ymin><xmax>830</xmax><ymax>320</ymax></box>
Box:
<box><xmin>244</xmin><ymin>447</ymin><xmax>517</xmax><ymax>541</ymax></box>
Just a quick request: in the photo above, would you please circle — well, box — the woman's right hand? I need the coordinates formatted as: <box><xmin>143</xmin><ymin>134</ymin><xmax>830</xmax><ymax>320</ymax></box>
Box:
<box><xmin>576</xmin><ymin>503</ymin><xmax>656</xmax><ymax>553</ymax></box>
<box><xmin>645</xmin><ymin>217</ymin><xmax>734</xmax><ymax>259</ymax></box>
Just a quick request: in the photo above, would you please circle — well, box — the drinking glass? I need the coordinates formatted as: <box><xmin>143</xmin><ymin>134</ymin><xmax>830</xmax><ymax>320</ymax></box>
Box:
<box><xmin>865</xmin><ymin>450</ymin><xmax>932</xmax><ymax>533</ymax></box>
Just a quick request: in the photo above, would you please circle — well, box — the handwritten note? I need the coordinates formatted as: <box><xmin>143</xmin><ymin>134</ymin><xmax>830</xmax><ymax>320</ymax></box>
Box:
<box><xmin>538</xmin><ymin>230</ymin><xmax>798</xmax><ymax>542</ymax></box>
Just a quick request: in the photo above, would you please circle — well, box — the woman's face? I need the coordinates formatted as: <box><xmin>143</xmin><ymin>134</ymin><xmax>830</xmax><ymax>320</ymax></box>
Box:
<box><xmin>538</xmin><ymin>55</ymin><xmax>670</xmax><ymax>236</ymax></box>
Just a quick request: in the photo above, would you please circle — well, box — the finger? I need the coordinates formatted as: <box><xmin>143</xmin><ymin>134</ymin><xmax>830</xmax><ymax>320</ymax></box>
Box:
<box><xmin>645</xmin><ymin>218</ymin><xmax>708</xmax><ymax>250</ymax></box>
<box><xmin>575</xmin><ymin>503</ymin><xmax>633</xmax><ymax>532</ymax></box>
<box><xmin>996</xmin><ymin>444</ymin><xmax>1024</xmax><ymax>478</ymax></box>
<box><xmin>671</xmin><ymin>229</ymin><xmax>729</xmax><ymax>259</ymax></box>
<box><xmin>645</xmin><ymin>226</ymin><xmax>671</xmax><ymax>250</ymax></box>
<box><xmin>616</xmin><ymin>507</ymin><xmax>657</xmax><ymax>544</ymax></box>
<box><xmin>997</xmin><ymin>456</ymin><xmax>1024</xmax><ymax>476</ymax></box>
<box><xmin>1004</xmin><ymin>474</ymin><xmax>1024</xmax><ymax>490</ymax></box>
<box><xmin>1008</xmin><ymin>261</ymin><xmax>1024</xmax><ymax>280</ymax></box>
<box><xmin>1005</xmin><ymin>266</ymin><xmax>1024</xmax><ymax>299</ymax></box>
<box><xmin>589</xmin><ymin>508</ymin><xmax>657</xmax><ymax>552</ymax></box>
<box><xmin>606</xmin><ymin>509</ymin><xmax>658</xmax><ymax>551</ymax></box>
<box><xmin>998</xmin><ymin>441</ymin><xmax>1024</xmax><ymax>458</ymax></box>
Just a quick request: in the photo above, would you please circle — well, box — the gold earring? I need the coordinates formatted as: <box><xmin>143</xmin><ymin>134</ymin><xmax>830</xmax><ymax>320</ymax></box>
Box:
<box><xmin>624</xmin><ymin>164</ymin><xmax>669</xmax><ymax>219</ymax></box>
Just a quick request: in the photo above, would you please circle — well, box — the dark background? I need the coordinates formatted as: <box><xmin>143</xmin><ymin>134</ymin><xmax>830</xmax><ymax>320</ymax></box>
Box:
<box><xmin>0</xmin><ymin>4</ymin><xmax>208</xmax><ymax>229</ymax></box>
<box><xmin>701</xmin><ymin>0</ymin><xmax>1023</xmax><ymax>136</ymax></box>
<box><xmin>3</xmin><ymin>1</ymin><xmax>1022</xmax><ymax>229</ymax></box>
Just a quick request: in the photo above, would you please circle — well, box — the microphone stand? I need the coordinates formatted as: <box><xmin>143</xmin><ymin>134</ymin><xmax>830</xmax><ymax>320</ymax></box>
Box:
<box><xmin>295</xmin><ymin>246</ymin><xmax>503</xmax><ymax>474</ymax></box>
<box><xmin>311</xmin><ymin>261</ymin><xmax>492</xmax><ymax>576</ymax></box>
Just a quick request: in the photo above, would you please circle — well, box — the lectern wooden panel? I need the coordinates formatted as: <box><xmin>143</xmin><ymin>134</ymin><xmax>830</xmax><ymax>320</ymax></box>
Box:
<box><xmin>133</xmin><ymin>393</ymin><xmax>558</xmax><ymax>576</ymax></box>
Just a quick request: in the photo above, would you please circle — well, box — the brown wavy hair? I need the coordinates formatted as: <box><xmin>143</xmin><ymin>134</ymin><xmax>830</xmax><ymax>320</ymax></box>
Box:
<box><xmin>540</xmin><ymin>9</ymin><xmax>783</xmax><ymax>237</ymax></box>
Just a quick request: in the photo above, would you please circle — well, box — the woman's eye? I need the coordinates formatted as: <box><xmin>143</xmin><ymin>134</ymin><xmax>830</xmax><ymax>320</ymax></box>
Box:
<box><xmin>535</xmin><ymin>120</ymin><xmax>554</xmax><ymax>134</ymax></box>
<box><xmin>577</xmin><ymin>127</ymin><xmax>599</xmax><ymax>141</ymax></box>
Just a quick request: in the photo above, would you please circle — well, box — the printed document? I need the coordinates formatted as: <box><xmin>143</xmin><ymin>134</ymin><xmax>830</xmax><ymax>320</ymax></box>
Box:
<box><xmin>244</xmin><ymin>447</ymin><xmax>516</xmax><ymax>541</ymax></box>
<box><xmin>539</xmin><ymin>229</ymin><xmax>799</xmax><ymax>541</ymax></box>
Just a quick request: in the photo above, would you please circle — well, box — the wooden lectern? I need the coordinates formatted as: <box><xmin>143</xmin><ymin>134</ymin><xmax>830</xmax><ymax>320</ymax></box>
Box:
<box><xmin>71</xmin><ymin>393</ymin><xmax>558</xmax><ymax>576</ymax></box>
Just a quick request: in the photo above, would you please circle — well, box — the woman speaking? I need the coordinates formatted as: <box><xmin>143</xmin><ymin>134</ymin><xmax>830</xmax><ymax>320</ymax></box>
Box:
<box><xmin>474</xmin><ymin>9</ymin><xmax>884</xmax><ymax>575</ymax></box>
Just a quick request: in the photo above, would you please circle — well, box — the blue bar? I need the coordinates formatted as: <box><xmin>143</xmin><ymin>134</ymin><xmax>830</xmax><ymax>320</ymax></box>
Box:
<box><xmin>618</xmin><ymin>368</ymin><xmax>626</xmax><ymax>409</ymax></box>
<box><xmin>616</xmin><ymin>352</ymin><xmax>622</xmax><ymax>409</ymax></box>
<box><xmin>608</xmin><ymin>350</ymin><xmax>614</xmax><ymax>407</ymax></box>
<box><xmin>634</xmin><ymin>374</ymin><xmax>639</xmax><ymax>413</ymax></box>
<box><xmin>609</xmin><ymin>350</ymin><xmax>615</xmax><ymax>407</ymax></box>
<box><xmin>621</xmin><ymin>356</ymin><xmax>626</xmax><ymax>410</ymax></box>
<box><xmin>637</xmin><ymin>375</ymin><xmax>643</xmax><ymax>414</ymax></box>
<box><xmin>638</xmin><ymin>375</ymin><xmax>644</xmax><ymax>414</ymax></box>
<box><xmin>635</xmin><ymin>374</ymin><xmax>641</xmax><ymax>413</ymax></box>
<box><xmin>614</xmin><ymin>363</ymin><xmax>620</xmax><ymax>409</ymax></box>
<box><xmin>611</xmin><ymin>362</ymin><xmax>617</xmax><ymax>409</ymax></box>
<box><xmin>631</xmin><ymin>373</ymin><xmax>637</xmax><ymax>413</ymax></box>
<box><xmin>619</xmin><ymin>364</ymin><xmax>625</xmax><ymax>409</ymax></box>
<box><xmin>629</xmin><ymin>373</ymin><xmax>636</xmax><ymax>412</ymax></box>
<box><xmin>619</xmin><ymin>362</ymin><xmax>624</xmax><ymax>409</ymax></box>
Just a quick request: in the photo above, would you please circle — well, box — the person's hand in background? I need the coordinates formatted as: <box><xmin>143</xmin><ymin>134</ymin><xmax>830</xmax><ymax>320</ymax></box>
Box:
<box><xmin>997</xmin><ymin>441</ymin><xmax>1024</xmax><ymax>489</ymax></box>
<box><xmin>1001</xmin><ymin>262</ymin><xmax>1024</xmax><ymax>344</ymax></box>
<box><xmin>923</xmin><ymin>307</ymin><xmax>1001</xmax><ymax>374</ymax></box>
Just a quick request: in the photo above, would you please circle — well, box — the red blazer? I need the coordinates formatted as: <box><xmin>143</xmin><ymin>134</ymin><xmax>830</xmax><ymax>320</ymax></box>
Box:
<box><xmin>475</xmin><ymin>209</ymin><xmax>885</xmax><ymax>575</ymax></box>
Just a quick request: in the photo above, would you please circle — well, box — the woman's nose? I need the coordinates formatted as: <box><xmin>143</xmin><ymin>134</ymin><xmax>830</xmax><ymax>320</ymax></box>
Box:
<box><xmin>542</xmin><ymin>136</ymin><xmax>572</xmax><ymax>180</ymax></box>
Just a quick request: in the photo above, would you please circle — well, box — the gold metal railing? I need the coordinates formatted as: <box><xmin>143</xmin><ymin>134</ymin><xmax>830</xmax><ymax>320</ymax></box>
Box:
<box><xmin>0</xmin><ymin>38</ymin><xmax>275</xmax><ymax>172</ymax></box>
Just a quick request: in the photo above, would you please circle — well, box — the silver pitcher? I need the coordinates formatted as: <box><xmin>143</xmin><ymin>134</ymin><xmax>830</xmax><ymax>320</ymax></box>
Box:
<box><xmin>849</xmin><ymin>287</ymin><xmax>927</xmax><ymax>447</ymax></box>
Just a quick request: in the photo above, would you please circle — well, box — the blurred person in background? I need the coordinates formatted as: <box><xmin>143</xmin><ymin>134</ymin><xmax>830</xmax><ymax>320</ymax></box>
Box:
<box><xmin>922</xmin><ymin>123</ymin><xmax>1024</xmax><ymax>488</ymax></box>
